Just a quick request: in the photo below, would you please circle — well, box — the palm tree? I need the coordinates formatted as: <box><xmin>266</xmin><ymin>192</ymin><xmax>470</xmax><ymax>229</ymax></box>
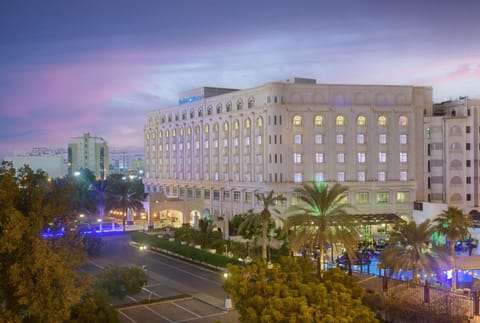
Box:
<box><xmin>196</xmin><ymin>218</ymin><xmax>223</xmax><ymax>249</ymax></box>
<box><xmin>89</xmin><ymin>180</ymin><xmax>109</xmax><ymax>232</ymax></box>
<box><xmin>287</xmin><ymin>182</ymin><xmax>358</xmax><ymax>277</ymax></box>
<box><xmin>238</xmin><ymin>210</ymin><xmax>264</xmax><ymax>259</ymax></box>
<box><xmin>105</xmin><ymin>179</ymin><xmax>144</xmax><ymax>231</ymax></box>
<box><xmin>379</xmin><ymin>219</ymin><xmax>439</xmax><ymax>284</ymax></box>
<box><xmin>254</xmin><ymin>191</ymin><xmax>286</xmax><ymax>263</ymax></box>
<box><xmin>433</xmin><ymin>206</ymin><xmax>472</xmax><ymax>290</ymax></box>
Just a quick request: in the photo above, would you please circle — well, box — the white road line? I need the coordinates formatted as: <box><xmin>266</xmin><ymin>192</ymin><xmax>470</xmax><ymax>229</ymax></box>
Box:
<box><xmin>175</xmin><ymin>311</ymin><xmax>229</xmax><ymax>322</ymax></box>
<box><xmin>118</xmin><ymin>310</ymin><xmax>137</xmax><ymax>323</ymax></box>
<box><xmin>172</xmin><ymin>302</ymin><xmax>202</xmax><ymax>318</ymax></box>
<box><xmin>144</xmin><ymin>305</ymin><xmax>173</xmax><ymax>322</ymax></box>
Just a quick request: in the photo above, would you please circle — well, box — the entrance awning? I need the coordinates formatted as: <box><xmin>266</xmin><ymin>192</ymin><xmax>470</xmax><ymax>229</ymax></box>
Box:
<box><xmin>351</xmin><ymin>213</ymin><xmax>405</xmax><ymax>225</ymax></box>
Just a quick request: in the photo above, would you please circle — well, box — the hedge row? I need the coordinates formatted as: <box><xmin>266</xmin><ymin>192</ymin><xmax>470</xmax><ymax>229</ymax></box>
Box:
<box><xmin>131</xmin><ymin>232</ymin><xmax>242</xmax><ymax>268</ymax></box>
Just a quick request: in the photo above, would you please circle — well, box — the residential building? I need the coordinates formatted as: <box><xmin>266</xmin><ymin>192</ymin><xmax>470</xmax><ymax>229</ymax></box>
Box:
<box><xmin>109</xmin><ymin>150</ymin><xmax>144</xmax><ymax>175</ymax></box>
<box><xmin>3</xmin><ymin>147</ymin><xmax>67</xmax><ymax>178</ymax></box>
<box><xmin>68</xmin><ymin>133</ymin><xmax>109</xmax><ymax>179</ymax></box>
<box><xmin>144</xmin><ymin>78</ymin><xmax>432</xmax><ymax>237</ymax></box>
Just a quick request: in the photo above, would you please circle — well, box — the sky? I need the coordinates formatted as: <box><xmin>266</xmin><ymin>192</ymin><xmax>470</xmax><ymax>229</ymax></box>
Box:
<box><xmin>1</xmin><ymin>0</ymin><xmax>480</xmax><ymax>157</ymax></box>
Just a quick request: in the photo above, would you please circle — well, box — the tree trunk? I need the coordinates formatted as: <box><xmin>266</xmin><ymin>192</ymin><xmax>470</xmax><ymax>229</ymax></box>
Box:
<box><xmin>451</xmin><ymin>243</ymin><xmax>457</xmax><ymax>290</ymax></box>
<box><xmin>318</xmin><ymin>244</ymin><xmax>324</xmax><ymax>278</ymax></box>
<box><xmin>262</xmin><ymin>219</ymin><xmax>268</xmax><ymax>263</ymax></box>
<box><xmin>123</xmin><ymin>209</ymin><xmax>127</xmax><ymax>232</ymax></box>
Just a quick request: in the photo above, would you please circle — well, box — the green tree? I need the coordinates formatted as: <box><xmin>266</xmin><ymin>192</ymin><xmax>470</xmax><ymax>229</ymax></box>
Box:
<box><xmin>98</xmin><ymin>264</ymin><xmax>147</xmax><ymax>300</ymax></box>
<box><xmin>255</xmin><ymin>191</ymin><xmax>286</xmax><ymax>263</ymax></box>
<box><xmin>105</xmin><ymin>177</ymin><xmax>144</xmax><ymax>231</ymax></box>
<box><xmin>287</xmin><ymin>182</ymin><xmax>359</xmax><ymax>277</ymax></box>
<box><xmin>70</xmin><ymin>287</ymin><xmax>119</xmax><ymax>323</ymax></box>
<box><xmin>0</xmin><ymin>162</ymin><xmax>89</xmax><ymax>322</ymax></box>
<box><xmin>433</xmin><ymin>206</ymin><xmax>472</xmax><ymax>290</ymax></box>
<box><xmin>89</xmin><ymin>179</ymin><xmax>110</xmax><ymax>232</ymax></box>
<box><xmin>223</xmin><ymin>257</ymin><xmax>377</xmax><ymax>322</ymax></box>
<box><xmin>196</xmin><ymin>218</ymin><xmax>223</xmax><ymax>249</ymax></box>
<box><xmin>379</xmin><ymin>220</ymin><xmax>439</xmax><ymax>283</ymax></box>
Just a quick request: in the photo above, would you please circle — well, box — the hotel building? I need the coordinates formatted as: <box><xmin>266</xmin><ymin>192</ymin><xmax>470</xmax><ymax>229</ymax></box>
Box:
<box><xmin>144</xmin><ymin>78</ymin><xmax>432</xmax><ymax>236</ymax></box>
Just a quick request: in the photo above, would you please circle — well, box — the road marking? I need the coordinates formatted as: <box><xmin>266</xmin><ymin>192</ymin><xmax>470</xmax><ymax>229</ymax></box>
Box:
<box><xmin>172</xmin><ymin>302</ymin><xmax>202</xmax><ymax>318</ymax></box>
<box><xmin>118</xmin><ymin>310</ymin><xmax>136</xmax><ymax>322</ymax></box>
<box><xmin>358</xmin><ymin>275</ymin><xmax>377</xmax><ymax>283</ymax></box>
<box><xmin>144</xmin><ymin>305</ymin><xmax>173</xmax><ymax>322</ymax></box>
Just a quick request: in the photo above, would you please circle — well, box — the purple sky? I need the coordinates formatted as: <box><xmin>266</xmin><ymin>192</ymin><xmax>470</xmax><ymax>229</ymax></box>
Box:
<box><xmin>1</xmin><ymin>0</ymin><xmax>480</xmax><ymax>157</ymax></box>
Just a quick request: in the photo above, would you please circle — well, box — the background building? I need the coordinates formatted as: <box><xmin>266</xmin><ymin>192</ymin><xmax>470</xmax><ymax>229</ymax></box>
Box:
<box><xmin>68</xmin><ymin>133</ymin><xmax>109</xmax><ymax>179</ymax></box>
<box><xmin>144</xmin><ymin>78</ymin><xmax>432</xmax><ymax>237</ymax></box>
<box><xmin>109</xmin><ymin>149</ymin><xmax>144</xmax><ymax>176</ymax></box>
<box><xmin>3</xmin><ymin>147</ymin><xmax>67</xmax><ymax>178</ymax></box>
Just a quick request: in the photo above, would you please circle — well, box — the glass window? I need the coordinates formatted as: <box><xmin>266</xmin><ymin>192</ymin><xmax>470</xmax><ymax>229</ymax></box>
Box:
<box><xmin>244</xmin><ymin>119</ymin><xmax>251</xmax><ymax>128</ymax></box>
<box><xmin>400</xmin><ymin>134</ymin><xmax>407</xmax><ymax>144</ymax></box>
<box><xmin>336</xmin><ymin>134</ymin><xmax>344</xmax><ymax>144</ymax></box>
<box><xmin>293</xmin><ymin>115</ymin><xmax>303</xmax><ymax>126</ymax></box>
<box><xmin>355</xmin><ymin>192</ymin><xmax>369</xmax><ymax>204</ymax></box>
<box><xmin>234</xmin><ymin>191</ymin><xmax>241</xmax><ymax>202</ymax></box>
<box><xmin>358</xmin><ymin>152</ymin><xmax>366</xmax><ymax>163</ymax></box>
<box><xmin>400</xmin><ymin>152</ymin><xmax>408</xmax><ymax>163</ymax></box>
<box><xmin>294</xmin><ymin>172</ymin><xmax>303</xmax><ymax>183</ymax></box>
<box><xmin>377</xmin><ymin>192</ymin><xmax>389</xmax><ymax>203</ymax></box>
<box><xmin>213</xmin><ymin>190</ymin><xmax>220</xmax><ymax>200</ymax></box>
<box><xmin>294</xmin><ymin>134</ymin><xmax>302</xmax><ymax>144</ymax></box>
<box><xmin>233</xmin><ymin>120</ymin><xmax>239</xmax><ymax>130</ymax></box>
<box><xmin>256</xmin><ymin>117</ymin><xmax>263</xmax><ymax>127</ymax></box>
<box><xmin>399</xmin><ymin>116</ymin><xmax>408</xmax><ymax>127</ymax></box>
<box><xmin>358</xmin><ymin>171</ymin><xmax>366</xmax><ymax>181</ymax></box>
<box><xmin>337</xmin><ymin>172</ymin><xmax>345</xmax><ymax>182</ymax></box>
<box><xmin>244</xmin><ymin>137</ymin><xmax>250</xmax><ymax>146</ymax></box>
<box><xmin>223</xmin><ymin>122</ymin><xmax>229</xmax><ymax>131</ymax></box>
<box><xmin>357</xmin><ymin>115</ymin><xmax>366</xmax><ymax>126</ymax></box>
<box><xmin>223</xmin><ymin>191</ymin><xmax>230</xmax><ymax>201</ymax></box>
<box><xmin>378</xmin><ymin>115</ymin><xmax>387</xmax><ymax>126</ymax></box>
<box><xmin>378</xmin><ymin>171</ymin><xmax>386</xmax><ymax>181</ymax></box>
<box><xmin>294</xmin><ymin>153</ymin><xmax>303</xmax><ymax>164</ymax></box>
<box><xmin>357</xmin><ymin>134</ymin><xmax>365</xmax><ymax>144</ymax></box>
<box><xmin>379</xmin><ymin>134</ymin><xmax>387</xmax><ymax>144</ymax></box>
<box><xmin>315</xmin><ymin>172</ymin><xmax>324</xmax><ymax>182</ymax></box>
<box><xmin>315</xmin><ymin>153</ymin><xmax>324</xmax><ymax>163</ymax></box>
<box><xmin>314</xmin><ymin>115</ymin><xmax>324</xmax><ymax>125</ymax></box>
<box><xmin>256</xmin><ymin>135</ymin><xmax>262</xmax><ymax>145</ymax></box>
<box><xmin>336</xmin><ymin>115</ymin><xmax>345</xmax><ymax>126</ymax></box>
<box><xmin>245</xmin><ymin>192</ymin><xmax>252</xmax><ymax>203</ymax></box>
<box><xmin>379</xmin><ymin>152</ymin><xmax>387</xmax><ymax>163</ymax></box>
<box><xmin>400</xmin><ymin>171</ymin><xmax>408</xmax><ymax>181</ymax></box>
<box><xmin>337</xmin><ymin>153</ymin><xmax>345</xmax><ymax>163</ymax></box>
<box><xmin>315</xmin><ymin>134</ymin><xmax>323</xmax><ymax>144</ymax></box>
<box><xmin>397</xmin><ymin>191</ymin><xmax>410</xmax><ymax>202</ymax></box>
<box><xmin>204</xmin><ymin>189</ymin><xmax>210</xmax><ymax>199</ymax></box>
<box><xmin>204</xmin><ymin>124</ymin><xmax>209</xmax><ymax>133</ymax></box>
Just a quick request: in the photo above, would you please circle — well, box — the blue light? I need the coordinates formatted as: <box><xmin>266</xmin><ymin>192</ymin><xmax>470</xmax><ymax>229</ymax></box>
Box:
<box><xmin>179</xmin><ymin>95</ymin><xmax>204</xmax><ymax>106</ymax></box>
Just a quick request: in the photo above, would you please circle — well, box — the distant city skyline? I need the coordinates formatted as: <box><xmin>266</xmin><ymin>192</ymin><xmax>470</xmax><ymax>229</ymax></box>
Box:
<box><xmin>1</xmin><ymin>0</ymin><xmax>480</xmax><ymax>156</ymax></box>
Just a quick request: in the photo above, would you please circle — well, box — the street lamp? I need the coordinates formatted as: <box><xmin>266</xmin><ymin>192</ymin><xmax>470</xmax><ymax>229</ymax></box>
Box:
<box><xmin>97</xmin><ymin>218</ymin><xmax>102</xmax><ymax>233</ymax></box>
<box><xmin>139</xmin><ymin>245</ymin><xmax>147</xmax><ymax>272</ymax></box>
<box><xmin>141</xmin><ymin>215</ymin><xmax>147</xmax><ymax>232</ymax></box>
<box><xmin>223</xmin><ymin>272</ymin><xmax>233</xmax><ymax>309</ymax></box>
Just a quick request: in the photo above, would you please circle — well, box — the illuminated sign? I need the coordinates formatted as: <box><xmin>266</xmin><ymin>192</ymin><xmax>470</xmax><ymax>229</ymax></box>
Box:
<box><xmin>179</xmin><ymin>95</ymin><xmax>204</xmax><ymax>106</ymax></box>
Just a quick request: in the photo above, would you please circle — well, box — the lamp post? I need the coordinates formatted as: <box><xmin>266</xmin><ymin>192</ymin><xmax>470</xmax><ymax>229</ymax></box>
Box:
<box><xmin>97</xmin><ymin>218</ymin><xmax>102</xmax><ymax>233</ymax></box>
<box><xmin>139</xmin><ymin>245</ymin><xmax>147</xmax><ymax>272</ymax></box>
<box><xmin>141</xmin><ymin>215</ymin><xmax>147</xmax><ymax>232</ymax></box>
<box><xmin>223</xmin><ymin>272</ymin><xmax>233</xmax><ymax>309</ymax></box>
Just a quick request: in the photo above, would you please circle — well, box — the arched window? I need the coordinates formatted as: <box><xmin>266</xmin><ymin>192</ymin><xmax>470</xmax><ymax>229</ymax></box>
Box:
<box><xmin>182</xmin><ymin>111</ymin><xmax>187</xmax><ymax>120</ymax></box>
<box><xmin>198</xmin><ymin>108</ymin><xmax>203</xmax><ymax>117</ymax></box>
<box><xmin>378</xmin><ymin>115</ymin><xmax>387</xmax><ymax>126</ymax></box>
<box><xmin>236</xmin><ymin>99</ymin><xmax>243</xmax><ymax>110</ymax></box>
<box><xmin>151</xmin><ymin>132</ymin><xmax>156</xmax><ymax>139</ymax></box>
<box><xmin>450</xmin><ymin>176</ymin><xmax>462</xmax><ymax>185</ymax></box>
<box><xmin>158</xmin><ymin>130</ymin><xmax>163</xmax><ymax>138</ymax></box>
<box><xmin>223</xmin><ymin>122</ymin><xmax>229</xmax><ymax>132</ymax></box>
<box><xmin>216</xmin><ymin>104</ymin><xmax>222</xmax><ymax>114</ymax></box>
<box><xmin>336</xmin><ymin>115</ymin><xmax>345</xmax><ymax>126</ymax></box>
<box><xmin>213</xmin><ymin>123</ymin><xmax>219</xmax><ymax>133</ymax></box>
<box><xmin>195</xmin><ymin>126</ymin><xmax>200</xmax><ymax>134</ymax></box>
<box><xmin>314</xmin><ymin>115</ymin><xmax>324</xmax><ymax>126</ymax></box>
<box><xmin>357</xmin><ymin>115</ymin><xmax>366</xmax><ymax>126</ymax></box>
<box><xmin>244</xmin><ymin>119</ymin><xmax>251</xmax><ymax>128</ymax></box>
<box><xmin>165</xmin><ymin>129</ymin><xmax>169</xmax><ymax>137</ymax></box>
<box><xmin>256</xmin><ymin>117</ymin><xmax>263</xmax><ymax>127</ymax></box>
<box><xmin>172</xmin><ymin>129</ymin><xmax>176</xmax><ymax>137</ymax></box>
<box><xmin>399</xmin><ymin>116</ymin><xmax>408</xmax><ymax>127</ymax></box>
<box><xmin>233</xmin><ymin>120</ymin><xmax>239</xmax><ymax>130</ymax></box>
<box><xmin>226</xmin><ymin>102</ymin><xmax>232</xmax><ymax>112</ymax></box>
<box><xmin>190</xmin><ymin>109</ymin><xmax>194</xmax><ymax>118</ymax></box>
<box><xmin>204</xmin><ymin>124</ymin><xmax>209</xmax><ymax>133</ymax></box>
<box><xmin>178</xmin><ymin>128</ymin><xmax>183</xmax><ymax>136</ymax></box>
<box><xmin>293</xmin><ymin>115</ymin><xmax>303</xmax><ymax>126</ymax></box>
<box><xmin>248</xmin><ymin>97</ymin><xmax>255</xmax><ymax>108</ymax></box>
<box><xmin>186</xmin><ymin>127</ymin><xmax>191</xmax><ymax>135</ymax></box>
<box><xmin>207</xmin><ymin>105</ymin><xmax>213</xmax><ymax>115</ymax></box>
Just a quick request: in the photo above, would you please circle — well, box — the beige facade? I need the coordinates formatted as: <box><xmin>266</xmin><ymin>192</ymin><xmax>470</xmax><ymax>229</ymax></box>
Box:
<box><xmin>68</xmin><ymin>133</ymin><xmax>109</xmax><ymax>179</ymax></box>
<box><xmin>144</xmin><ymin>78</ymin><xmax>432</xmax><ymax>229</ymax></box>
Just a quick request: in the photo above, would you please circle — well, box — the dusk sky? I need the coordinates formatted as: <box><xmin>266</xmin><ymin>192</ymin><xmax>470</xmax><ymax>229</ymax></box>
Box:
<box><xmin>1</xmin><ymin>0</ymin><xmax>479</xmax><ymax>157</ymax></box>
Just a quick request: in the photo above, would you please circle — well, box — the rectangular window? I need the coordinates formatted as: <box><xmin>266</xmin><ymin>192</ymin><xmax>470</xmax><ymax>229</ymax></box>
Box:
<box><xmin>244</xmin><ymin>137</ymin><xmax>250</xmax><ymax>146</ymax></box>
<box><xmin>213</xmin><ymin>140</ymin><xmax>218</xmax><ymax>148</ymax></box>
<box><xmin>396</xmin><ymin>191</ymin><xmax>410</xmax><ymax>203</ymax></box>
<box><xmin>357</xmin><ymin>134</ymin><xmax>365</xmax><ymax>144</ymax></box>
<box><xmin>467</xmin><ymin>177</ymin><xmax>472</xmax><ymax>184</ymax></box>
<box><xmin>196</xmin><ymin>189</ymin><xmax>202</xmax><ymax>199</ymax></box>
<box><xmin>377</xmin><ymin>192</ymin><xmax>390</xmax><ymax>204</ymax></box>
<box><xmin>466</xmin><ymin>126</ymin><xmax>471</xmax><ymax>133</ymax></box>
<box><xmin>294</xmin><ymin>134</ymin><xmax>302</xmax><ymax>144</ymax></box>
<box><xmin>337</xmin><ymin>172</ymin><xmax>345</xmax><ymax>182</ymax></box>
<box><xmin>187</xmin><ymin>188</ymin><xmax>193</xmax><ymax>198</ymax></box>
<box><xmin>233</xmin><ymin>137</ymin><xmax>239</xmax><ymax>146</ymax></box>
<box><xmin>204</xmin><ymin>140</ymin><xmax>209</xmax><ymax>149</ymax></box>
<box><xmin>336</xmin><ymin>134</ymin><xmax>344</xmax><ymax>144</ymax></box>
<box><xmin>337</xmin><ymin>153</ymin><xmax>345</xmax><ymax>163</ymax></box>
<box><xmin>204</xmin><ymin>189</ymin><xmax>210</xmax><ymax>199</ymax></box>
<box><xmin>294</xmin><ymin>153</ymin><xmax>303</xmax><ymax>164</ymax></box>
<box><xmin>315</xmin><ymin>172</ymin><xmax>324</xmax><ymax>182</ymax></box>
<box><xmin>256</xmin><ymin>135</ymin><xmax>262</xmax><ymax>145</ymax></box>
<box><xmin>234</xmin><ymin>191</ymin><xmax>241</xmax><ymax>202</ymax></box>
<box><xmin>294</xmin><ymin>172</ymin><xmax>303</xmax><ymax>183</ymax></box>
<box><xmin>379</xmin><ymin>152</ymin><xmax>387</xmax><ymax>163</ymax></box>
<box><xmin>467</xmin><ymin>194</ymin><xmax>472</xmax><ymax>201</ymax></box>
<box><xmin>245</xmin><ymin>192</ymin><xmax>252</xmax><ymax>203</ymax></box>
<box><xmin>315</xmin><ymin>134</ymin><xmax>323</xmax><ymax>144</ymax></box>
<box><xmin>400</xmin><ymin>152</ymin><xmax>408</xmax><ymax>163</ymax></box>
<box><xmin>400</xmin><ymin>134</ymin><xmax>408</xmax><ymax>144</ymax></box>
<box><xmin>379</xmin><ymin>134</ymin><xmax>387</xmax><ymax>144</ymax></box>
<box><xmin>357</xmin><ymin>171</ymin><xmax>366</xmax><ymax>181</ymax></box>
<box><xmin>400</xmin><ymin>171</ymin><xmax>408</xmax><ymax>181</ymax></box>
<box><xmin>358</xmin><ymin>152</ymin><xmax>366</xmax><ymax>163</ymax></box>
<box><xmin>315</xmin><ymin>153</ymin><xmax>324</xmax><ymax>163</ymax></box>
<box><xmin>467</xmin><ymin>160</ymin><xmax>471</xmax><ymax>167</ymax></box>
<box><xmin>466</xmin><ymin>143</ymin><xmax>471</xmax><ymax>150</ymax></box>
<box><xmin>223</xmin><ymin>139</ymin><xmax>228</xmax><ymax>147</ymax></box>
<box><xmin>223</xmin><ymin>191</ymin><xmax>230</xmax><ymax>201</ymax></box>
<box><xmin>355</xmin><ymin>192</ymin><xmax>369</xmax><ymax>204</ymax></box>
<box><xmin>378</xmin><ymin>171</ymin><xmax>386</xmax><ymax>181</ymax></box>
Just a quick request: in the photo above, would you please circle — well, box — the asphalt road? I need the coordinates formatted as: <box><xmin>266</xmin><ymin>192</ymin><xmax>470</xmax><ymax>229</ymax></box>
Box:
<box><xmin>86</xmin><ymin>232</ymin><xmax>239</xmax><ymax>323</ymax></box>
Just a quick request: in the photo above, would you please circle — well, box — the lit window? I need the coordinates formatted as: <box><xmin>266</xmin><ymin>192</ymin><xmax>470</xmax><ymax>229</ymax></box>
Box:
<box><xmin>294</xmin><ymin>153</ymin><xmax>303</xmax><ymax>164</ymax></box>
<box><xmin>315</xmin><ymin>172</ymin><xmax>324</xmax><ymax>182</ymax></box>
<box><xmin>337</xmin><ymin>153</ymin><xmax>345</xmax><ymax>163</ymax></box>
<box><xmin>165</xmin><ymin>130</ymin><xmax>169</xmax><ymax>137</ymax></box>
<box><xmin>379</xmin><ymin>134</ymin><xmax>387</xmax><ymax>144</ymax></box>
<box><xmin>357</xmin><ymin>115</ymin><xmax>366</xmax><ymax>126</ymax></box>
<box><xmin>256</xmin><ymin>135</ymin><xmax>262</xmax><ymax>145</ymax></box>
<box><xmin>337</xmin><ymin>172</ymin><xmax>345</xmax><ymax>182</ymax></box>
<box><xmin>397</xmin><ymin>191</ymin><xmax>410</xmax><ymax>202</ymax></box>
<box><xmin>377</xmin><ymin>192</ymin><xmax>389</xmax><ymax>203</ymax></box>
<box><xmin>379</xmin><ymin>152</ymin><xmax>387</xmax><ymax>163</ymax></box>
<box><xmin>314</xmin><ymin>115</ymin><xmax>324</xmax><ymax>125</ymax></box>
<box><xmin>244</xmin><ymin>119</ymin><xmax>251</xmax><ymax>128</ymax></box>
<box><xmin>223</xmin><ymin>122</ymin><xmax>229</xmax><ymax>131</ymax></box>
<box><xmin>357</xmin><ymin>134</ymin><xmax>365</xmax><ymax>144</ymax></box>
<box><xmin>315</xmin><ymin>134</ymin><xmax>323</xmax><ymax>144</ymax></box>
<box><xmin>172</xmin><ymin>129</ymin><xmax>176</xmax><ymax>137</ymax></box>
<box><xmin>195</xmin><ymin>126</ymin><xmax>200</xmax><ymax>134</ymax></box>
<box><xmin>355</xmin><ymin>192</ymin><xmax>369</xmax><ymax>204</ymax></box>
<box><xmin>400</xmin><ymin>171</ymin><xmax>408</xmax><ymax>181</ymax></box>
<box><xmin>187</xmin><ymin>127</ymin><xmax>191</xmax><ymax>135</ymax></box>
<box><xmin>400</xmin><ymin>152</ymin><xmax>408</xmax><ymax>163</ymax></box>
<box><xmin>336</xmin><ymin>134</ymin><xmax>344</xmax><ymax>144</ymax></box>
<box><xmin>294</xmin><ymin>172</ymin><xmax>303</xmax><ymax>183</ymax></box>
<box><xmin>399</xmin><ymin>116</ymin><xmax>408</xmax><ymax>127</ymax></box>
<box><xmin>315</xmin><ymin>153</ymin><xmax>324</xmax><ymax>163</ymax></box>
<box><xmin>358</xmin><ymin>152</ymin><xmax>366</xmax><ymax>163</ymax></box>
<box><xmin>204</xmin><ymin>124</ymin><xmax>209</xmax><ymax>133</ymax></box>
<box><xmin>233</xmin><ymin>120</ymin><xmax>239</xmax><ymax>130</ymax></box>
<box><xmin>294</xmin><ymin>134</ymin><xmax>302</xmax><ymax>144</ymax></box>
<box><xmin>378</xmin><ymin>115</ymin><xmax>387</xmax><ymax>126</ymax></box>
<box><xmin>178</xmin><ymin>128</ymin><xmax>183</xmax><ymax>136</ymax></box>
<box><xmin>256</xmin><ymin>117</ymin><xmax>263</xmax><ymax>127</ymax></box>
<box><xmin>336</xmin><ymin>115</ymin><xmax>345</xmax><ymax>126</ymax></box>
<box><xmin>378</xmin><ymin>171</ymin><xmax>386</xmax><ymax>181</ymax></box>
<box><xmin>293</xmin><ymin>115</ymin><xmax>303</xmax><ymax>126</ymax></box>
<box><xmin>400</xmin><ymin>134</ymin><xmax>407</xmax><ymax>144</ymax></box>
<box><xmin>357</xmin><ymin>171</ymin><xmax>366</xmax><ymax>181</ymax></box>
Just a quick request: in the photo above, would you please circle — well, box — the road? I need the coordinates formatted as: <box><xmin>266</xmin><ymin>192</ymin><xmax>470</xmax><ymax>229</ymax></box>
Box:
<box><xmin>85</xmin><ymin>232</ymin><xmax>239</xmax><ymax>323</ymax></box>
